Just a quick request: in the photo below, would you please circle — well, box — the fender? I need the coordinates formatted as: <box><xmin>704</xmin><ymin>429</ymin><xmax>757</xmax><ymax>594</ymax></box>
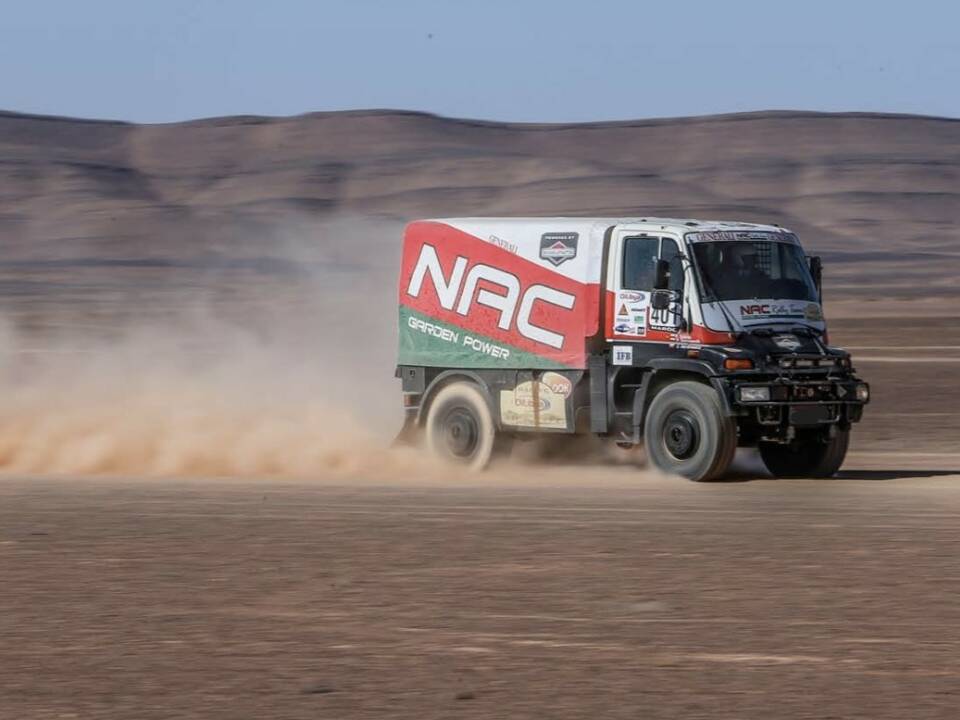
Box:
<box><xmin>644</xmin><ymin>359</ymin><xmax>734</xmax><ymax>416</ymax></box>
<box><xmin>632</xmin><ymin>360</ymin><xmax>735</xmax><ymax>437</ymax></box>
<box><xmin>646</xmin><ymin>358</ymin><xmax>719</xmax><ymax>376</ymax></box>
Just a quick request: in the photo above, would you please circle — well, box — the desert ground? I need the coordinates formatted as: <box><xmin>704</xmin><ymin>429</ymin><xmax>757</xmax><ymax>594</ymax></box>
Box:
<box><xmin>0</xmin><ymin>109</ymin><xmax>958</xmax><ymax>717</ymax></box>
<box><xmin>4</xmin><ymin>468</ymin><xmax>960</xmax><ymax>720</ymax></box>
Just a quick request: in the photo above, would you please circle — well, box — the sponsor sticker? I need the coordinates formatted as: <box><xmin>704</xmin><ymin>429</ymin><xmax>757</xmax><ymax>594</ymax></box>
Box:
<box><xmin>487</xmin><ymin>234</ymin><xmax>518</xmax><ymax>254</ymax></box>
<box><xmin>614</xmin><ymin>290</ymin><xmax>649</xmax><ymax>336</ymax></box>
<box><xmin>688</xmin><ymin>231</ymin><xmax>795</xmax><ymax>243</ymax></box>
<box><xmin>620</xmin><ymin>289</ymin><xmax>649</xmax><ymax>319</ymax></box>
<box><xmin>539</xmin><ymin>232</ymin><xmax>579</xmax><ymax>266</ymax></box>
<box><xmin>612</xmin><ymin>345</ymin><xmax>633</xmax><ymax>366</ymax></box>
<box><xmin>541</xmin><ymin>371</ymin><xmax>573</xmax><ymax>398</ymax></box>
<box><xmin>499</xmin><ymin>380</ymin><xmax>568</xmax><ymax>429</ymax></box>
<box><xmin>614</xmin><ymin>322</ymin><xmax>646</xmax><ymax>337</ymax></box>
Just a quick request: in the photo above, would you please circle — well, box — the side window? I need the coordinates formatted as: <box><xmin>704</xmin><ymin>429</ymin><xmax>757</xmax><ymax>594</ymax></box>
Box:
<box><xmin>660</xmin><ymin>238</ymin><xmax>685</xmax><ymax>292</ymax></box>
<box><xmin>622</xmin><ymin>236</ymin><xmax>659</xmax><ymax>290</ymax></box>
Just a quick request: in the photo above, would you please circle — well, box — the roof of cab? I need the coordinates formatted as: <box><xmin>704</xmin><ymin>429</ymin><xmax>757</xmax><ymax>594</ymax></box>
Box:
<box><xmin>426</xmin><ymin>216</ymin><xmax>792</xmax><ymax>235</ymax></box>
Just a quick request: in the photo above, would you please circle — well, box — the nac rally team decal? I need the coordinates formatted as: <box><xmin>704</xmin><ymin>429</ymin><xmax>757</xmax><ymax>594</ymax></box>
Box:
<box><xmin>399</xmin><ymin>223</ymin><xmax>593</xmax><ymax>368</ymax></box>
<box><xmin>738</xmin><ymin>301</ymin><xmax>822</xmax><ymax>322</ymax></box>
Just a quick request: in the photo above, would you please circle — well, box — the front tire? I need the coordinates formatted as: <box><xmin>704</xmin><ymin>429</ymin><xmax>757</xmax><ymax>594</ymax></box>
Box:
<box><xmin>425</xmin><ymin>382</ymin><xmax>496</xmax><ymax>471</ymax></box>
<box><xmin>643</xmin><ymin>381</ymin><xmax>737</xmax><ymax>481</ymax></box>
<box><xmin>759</xmin><ymin>429</ymin><xmax>849</xmax><ymax>478</ymax></box>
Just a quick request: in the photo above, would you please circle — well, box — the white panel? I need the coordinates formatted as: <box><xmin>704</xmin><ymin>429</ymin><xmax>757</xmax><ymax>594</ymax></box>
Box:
<box><xmin>442</xmin><ymin>218</ymin><xmax>613</xmax><ymax>284</ymax></box>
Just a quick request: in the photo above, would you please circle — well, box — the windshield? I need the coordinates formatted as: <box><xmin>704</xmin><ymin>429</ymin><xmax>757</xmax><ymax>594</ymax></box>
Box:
<box><xmin>692</xmin><ymin>240</ymin><xmax>818</xmax><ymax>303</ymax></box>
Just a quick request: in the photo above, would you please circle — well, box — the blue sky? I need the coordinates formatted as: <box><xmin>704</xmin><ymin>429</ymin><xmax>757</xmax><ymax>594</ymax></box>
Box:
<box><xmin>1</xmin><ymin>0</ymin><xmax>957</xmax><ymax>123</ymax></box>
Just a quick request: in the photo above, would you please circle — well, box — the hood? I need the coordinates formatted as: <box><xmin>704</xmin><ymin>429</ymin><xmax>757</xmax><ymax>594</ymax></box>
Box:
<box><xmin>737</xmin><ymin>329</ymin><xmax>824</xmax><ymax>357</ymax></box>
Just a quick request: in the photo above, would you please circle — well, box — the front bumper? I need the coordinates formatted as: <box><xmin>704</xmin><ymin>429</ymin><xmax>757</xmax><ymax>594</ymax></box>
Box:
<box><xmin>720</xmin><ymin>376</ymin><xmax>869</xmax><ymax>429</ymax></box>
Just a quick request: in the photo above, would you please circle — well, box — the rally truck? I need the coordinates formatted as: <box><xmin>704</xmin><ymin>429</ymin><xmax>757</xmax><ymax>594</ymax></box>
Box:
<box><xmin>395</xmin><ymin>217</ymin><xmax>870</xmax><ymax>481</ymax></box>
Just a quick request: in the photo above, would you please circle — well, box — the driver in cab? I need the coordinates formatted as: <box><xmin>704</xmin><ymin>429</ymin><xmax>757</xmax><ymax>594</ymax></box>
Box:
<box><xmin>714</xmin><ymin>243</ymin><xmax>767</xmax><ymax>297</ymax></box>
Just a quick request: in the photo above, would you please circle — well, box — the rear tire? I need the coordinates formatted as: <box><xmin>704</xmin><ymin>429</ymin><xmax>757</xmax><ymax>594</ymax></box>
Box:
<box><xmin>643</xmin><ymin>381</ymin><xmax>737</xmax><ymax>481</ymax></box>
<box><xmin>759</xmin><ymin>429</ymin><xmax>849</xmax><ymax>478</ymax></box>
<box><xmin>425</xmin><ymin>382</ymin><xmax>496</xmax><ymax>471</ymax></box>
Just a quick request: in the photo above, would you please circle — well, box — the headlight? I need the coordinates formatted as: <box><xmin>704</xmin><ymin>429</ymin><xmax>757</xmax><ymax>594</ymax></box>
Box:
<box><xmin>739</xmin><ymin>386</ymin><xmax>771</xmax><ymax>403</ymax></box>
<box><xmin>855</xmin><ymin>384</ymin><xmax>870</xmax><ymax>402</ymax></box>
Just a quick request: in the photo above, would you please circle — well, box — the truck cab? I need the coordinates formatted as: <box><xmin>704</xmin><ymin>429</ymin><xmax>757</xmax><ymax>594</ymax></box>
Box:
<box><xmin>396</xmin><ymin>217</ymin><xmax>869</xmax><ymax>480</ymax></box>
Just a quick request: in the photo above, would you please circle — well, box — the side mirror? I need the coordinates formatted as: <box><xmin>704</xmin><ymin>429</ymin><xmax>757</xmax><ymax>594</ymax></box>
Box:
<box><xmin>653</xmin><ymin>259</ymin><xmax>670</xmax><ymax>290</ymax></box>
<box><xmin>651</xmin><ymin>290</ymin><xmax>671</xmax><ymax>310</ymax></box>
<box><xmin>808</xmin><ymin>255</ymin><xmax>823</xmax><ymax>301</ymax></box>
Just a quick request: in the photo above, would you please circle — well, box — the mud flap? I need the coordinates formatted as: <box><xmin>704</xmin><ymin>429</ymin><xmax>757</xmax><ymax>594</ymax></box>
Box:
<box><xmin>588</xmin><ymin>355</ymin><xmax>608</xmax><ymax>433</ymax></box>
<box><xmin>391</xmin><ymin>414</ymin><xmax>421</xmax><ymax>447</ymax></box>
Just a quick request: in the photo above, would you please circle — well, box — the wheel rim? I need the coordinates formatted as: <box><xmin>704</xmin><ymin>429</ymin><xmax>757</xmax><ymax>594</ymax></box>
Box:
<box><xmin>441</xmin><ymin>406</ymin><xmax>479</xmax><ymax>459</ymax></box>
<box><xmin>663</xmin><ymin>409</ymin><xmax>700</xmax><ymax>460</ymax></box>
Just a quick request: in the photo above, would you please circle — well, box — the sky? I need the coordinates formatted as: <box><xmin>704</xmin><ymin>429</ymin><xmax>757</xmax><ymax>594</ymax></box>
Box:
<box><xmin>1</xmin><ymin>0</ymin><xmax>958</xmax><ymax>124</ymax></box>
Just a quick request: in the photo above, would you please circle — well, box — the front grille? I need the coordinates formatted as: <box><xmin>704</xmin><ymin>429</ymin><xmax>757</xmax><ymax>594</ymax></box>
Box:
<box><xmin>778</xmin><ymin>355</ymin><xmax>843</xmax><ymax>370</ymax></box>
<box><xmin>788</xmin><ymin>383</ymin><xmax>836</xmax><ymax>402</ymax></box>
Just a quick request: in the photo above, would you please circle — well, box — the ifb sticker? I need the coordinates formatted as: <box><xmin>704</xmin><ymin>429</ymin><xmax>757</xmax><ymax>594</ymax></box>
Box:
<box><xmin>612</xmin><ymin>346</ymin><xmax>633</xmax><ymax>366</ymax></box>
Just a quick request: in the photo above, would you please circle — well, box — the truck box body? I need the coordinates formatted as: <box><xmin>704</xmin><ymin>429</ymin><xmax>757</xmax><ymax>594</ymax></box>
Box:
<box><xmin>398</xmin><ymin>218</ymin><xmax>614</xmax><ymax>369</ymax></box>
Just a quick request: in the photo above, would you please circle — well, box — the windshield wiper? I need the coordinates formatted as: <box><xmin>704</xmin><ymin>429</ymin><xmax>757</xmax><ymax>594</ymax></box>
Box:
<box><xmin>692</xmin><ymin>264</ymin><xmax>745</xmax><ymax>335</ymax></box>
<box><xmin>746</xmin><ymin>323</ymin><xmax>822</xmax><ymax>338</ymax></box>
<box><xmin>788</xmin><ymin>324</ymin><xmax>823</xmax><ymax>337</ymax></box>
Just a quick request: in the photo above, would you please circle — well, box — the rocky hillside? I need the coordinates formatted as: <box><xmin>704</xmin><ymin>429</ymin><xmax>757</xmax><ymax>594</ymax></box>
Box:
<box><xmin>0</xmin><ymin>108</ymin><xmax>958</xmax><ymax>310</ymax></box>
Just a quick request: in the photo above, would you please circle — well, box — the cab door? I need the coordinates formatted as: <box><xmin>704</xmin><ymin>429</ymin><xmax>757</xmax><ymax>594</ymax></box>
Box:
<box><xmin>606</xmin><ymin>231</ymin><xmax>684</xmax><ymax>341</ymax></box>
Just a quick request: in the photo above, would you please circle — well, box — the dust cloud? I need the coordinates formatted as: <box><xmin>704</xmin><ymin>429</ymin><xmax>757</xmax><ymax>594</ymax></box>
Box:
<box><xmin>0</xmin><ymin>216</ymin><xmax>428</xmax><ymax>479</ymax></box>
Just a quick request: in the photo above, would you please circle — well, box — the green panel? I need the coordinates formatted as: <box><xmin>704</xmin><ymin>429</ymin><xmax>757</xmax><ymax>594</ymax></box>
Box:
<box><xmin>398</xmin><ymin>306</ymin><xmax>571</xmax><ymax>369</ymax></box>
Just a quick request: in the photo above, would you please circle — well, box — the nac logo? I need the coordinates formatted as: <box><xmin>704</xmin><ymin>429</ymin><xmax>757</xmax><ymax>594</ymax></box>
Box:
<box><xmin>406</xmin><ymin>243</ymin><xmax>575</xmax><ymax>349</ymax></box>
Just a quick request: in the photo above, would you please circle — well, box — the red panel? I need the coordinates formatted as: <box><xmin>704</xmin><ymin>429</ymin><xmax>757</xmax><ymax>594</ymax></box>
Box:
<box><xmin>399</xmin><ymin>221</ymin><xmax>598</xmax><ymax>366</ymax></box>
<box><xmin>689</xmin><ymin>324</ymin><xmax>736</xmax><ymax>345</ymax></box>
